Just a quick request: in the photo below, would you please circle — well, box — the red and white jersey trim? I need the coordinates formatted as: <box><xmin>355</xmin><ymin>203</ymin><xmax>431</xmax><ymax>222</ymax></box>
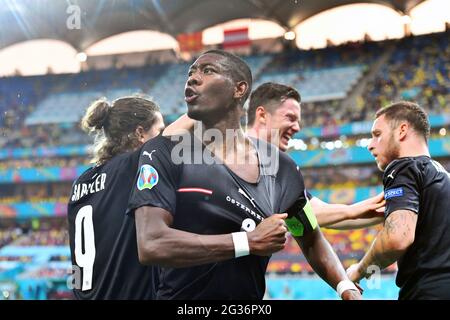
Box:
<box><xmin>177</xmin><ymin>187</ymin><xmax>213</xmax><ymax>195</ymax></box>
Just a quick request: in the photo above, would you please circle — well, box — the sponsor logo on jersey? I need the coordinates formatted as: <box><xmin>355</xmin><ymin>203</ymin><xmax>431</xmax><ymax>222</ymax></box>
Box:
<box><xmin>238</xmin><ymin>188</ymin><xmax>256</xmax><ymax>208</ymax></box>
<box><xmin>225</xmin><ymin>195</ymin><xmax>263</xmax><ymax>222</ymax></box>
<box><xmin>384</xmin><ymin>187</ymin><xmax>403</xmax><ymax>200</ymax></box>
<box><xmin>142</xmin><ymin>150</ymin><xmax>156</xmax><ymax>160</ymax></box>
<box><xmin>137</xmin><ymin>164</ymin><xmax>159</xmax><ymax>190</ymax></box>
<box><xmin>387</xmin><ymin>169</ymin><xmax>396</xmax><ymax>179</ymax></box>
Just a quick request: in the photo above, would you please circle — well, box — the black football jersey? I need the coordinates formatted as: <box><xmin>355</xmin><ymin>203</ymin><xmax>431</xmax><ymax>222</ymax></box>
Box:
<box><xmin>68</xmin><ymin>150</ymin><xmax>159</xmax><ymax>300</ymax></box>
<box><xmin>383</xmin><ymin>156</ymin><xmax>450</xmax><ymax>299</ymax></box>
<box><xmin>128</xmin><ymin>134</ymin><xmax>312</xmax><ymax>299</ymax></box>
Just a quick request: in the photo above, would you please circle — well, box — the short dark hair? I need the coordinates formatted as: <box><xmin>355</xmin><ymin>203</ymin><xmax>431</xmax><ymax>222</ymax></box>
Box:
<box><xmin>376</xmin><ymin>101</ymin><xmax>430</xmax><ymax>142</ymax></box>
<box><xmin>201</xmin><ymin>49</ymin><xmax>253</xmax><ymax>104</ymax></box>
<box><xmin>247</xmin><ymin>82</ymin><xmax>301</xmax><ymax>126</ymax></box>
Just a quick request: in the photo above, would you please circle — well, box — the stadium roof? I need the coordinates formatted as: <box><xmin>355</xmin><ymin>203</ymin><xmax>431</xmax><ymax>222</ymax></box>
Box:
<box><xmin>1</xmin><ymin>0</ymin><xmax>425</xmax><ymax>51</ymax></box>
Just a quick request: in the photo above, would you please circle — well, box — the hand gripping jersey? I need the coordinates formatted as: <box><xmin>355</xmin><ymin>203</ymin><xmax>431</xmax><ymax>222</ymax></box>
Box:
<box><xmin>128</xmin><ymin>134</ymin><xmax>316</xmax><ymax>299</ymax></box>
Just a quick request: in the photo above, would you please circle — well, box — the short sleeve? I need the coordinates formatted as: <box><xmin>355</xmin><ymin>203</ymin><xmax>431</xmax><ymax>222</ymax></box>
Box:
<box><xmin>383</xmin><ymin>161</ymin><xmax>420</xmax><ymax>218</ymax></box>
<box><xmin>127</xmin><ymin>136</ymin><xmax>180</xmax><ymax>216</ymax></box>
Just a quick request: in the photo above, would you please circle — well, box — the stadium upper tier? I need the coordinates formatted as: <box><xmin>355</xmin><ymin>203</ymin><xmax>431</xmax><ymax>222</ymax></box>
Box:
<box><xmin>255</xmin><ymin>65</ymin><xmax>366</xmax><ymax>102</ymax></box>
<box><xmin>361</xmin><ymin>30</ymin><xmax>449</xmax><ymax>119</ymax></box>
<box><xmin>22</xmin><ymin>57</ymin><xmax>367</xmax><ymax>125</ymax></box>
<box><xmin>1</xmin><ymin>31</ymin><xmax>448</xmax><ymax>148</ymax></box>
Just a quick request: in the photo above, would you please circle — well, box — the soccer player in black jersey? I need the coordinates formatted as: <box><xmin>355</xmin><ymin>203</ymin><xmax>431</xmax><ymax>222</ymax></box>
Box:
<box><xmin>347</xmin><ymin>101</ymin><xmax>450</xmax><ymax>299</ymax></box>
<box><xmin>166</xmin><ymin>82</ymin><xmax>385</xmax><ymax>229</ymax></box>
<box><xmin>128</xmin><ymin>50</ymin><xmax>361</xmax><ymax>300</ymax></box>
<box><xmin>67</xmin><ymin>96</ymin><xmax>165</xmax><ymax>299</ymax></box>
<box><xmin>246</xmin><ymin>82</ymin><xmax>384</xmax><ymax>229</ymax></box>
<box><xmin>68</xmin><ymin>95</ymin><xmax>289</xmax><ymax>299</ymax></box>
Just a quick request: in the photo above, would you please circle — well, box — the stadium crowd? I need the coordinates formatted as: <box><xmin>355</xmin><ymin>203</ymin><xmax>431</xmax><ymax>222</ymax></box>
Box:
<box><xmin>0</xmin><ymin>29</ymin><xmax>448</xmax><ymax>300</ymax></box>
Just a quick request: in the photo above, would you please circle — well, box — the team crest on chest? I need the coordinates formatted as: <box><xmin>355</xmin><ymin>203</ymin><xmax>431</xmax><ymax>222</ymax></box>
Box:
<box><xmin>137</xmin><ymin>164</ymin><xmax>159</xmax><ymax>190</ymax></box>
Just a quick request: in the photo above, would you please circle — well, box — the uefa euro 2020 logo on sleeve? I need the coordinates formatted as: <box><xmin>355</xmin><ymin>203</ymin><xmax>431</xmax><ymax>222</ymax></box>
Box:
<box><xmin>137</xmin><ymin>164</ymin><xmax>159</xmax><ymax>190</ymax></box>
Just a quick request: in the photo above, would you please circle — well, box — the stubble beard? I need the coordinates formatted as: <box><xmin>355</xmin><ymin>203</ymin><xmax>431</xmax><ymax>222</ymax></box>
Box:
<box><xmin>379</xmin><ymin>134</ymin><xmax>400</xmax><ymax>171</ymax></box>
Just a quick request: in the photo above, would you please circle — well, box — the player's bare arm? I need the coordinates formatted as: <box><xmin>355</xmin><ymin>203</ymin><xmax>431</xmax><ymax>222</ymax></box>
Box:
<box><xmin>162</xmin><ymin>113</ymin><xmax>196</xmax><ymax>136</ymax></box>
<box><xmin>326</xmin><ymin>216</ymin><xmax>384</xmax><ymax>230</ymax></box>
<box><xmin>312</xmin><ymin>192</ymin><xmax>385</xmax><ymax>228</ymax></box>
<box><xmin>293</xmin><ymin>229</ymin><xmax>362</xmax><ymax>300</ymax></box>
<box><xmin>135</xmin><ymin>206</ymin><xmax>288</xmax><ymax>267</ymax></box>
<box><xmin>346</xmin><ymin>209</ymin><xmax>417</xmax><ymax>282</ymax></box>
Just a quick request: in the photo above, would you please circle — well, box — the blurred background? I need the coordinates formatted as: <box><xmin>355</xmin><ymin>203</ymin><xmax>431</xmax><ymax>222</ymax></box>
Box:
<box><xmin>0</xmin><ymin>0</ymin><xmax>449</xmax><ymax>300</ymax></box>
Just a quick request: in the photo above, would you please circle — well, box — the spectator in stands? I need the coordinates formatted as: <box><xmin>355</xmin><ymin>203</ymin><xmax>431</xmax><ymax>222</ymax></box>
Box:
<box><xmin>347</xmin><ymin>101</ymin><xmax>450</xmax><ymax>299</ymax></box>
<box><xmin>165</xmin><ymin>82</ymin><xmax>385</xmax><ymax>229</ymax></box>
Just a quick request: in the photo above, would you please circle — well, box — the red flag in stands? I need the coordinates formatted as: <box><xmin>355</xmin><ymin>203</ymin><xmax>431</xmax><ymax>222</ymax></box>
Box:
<box><xmin>177</xmin><ymin>32</ymin><xmax>203</xmax><ymax>52</ymax></box>
<box><xmin>223</xmin><ymin>27</ymin><xmax>250</xmax><ymax>48</ymax></box>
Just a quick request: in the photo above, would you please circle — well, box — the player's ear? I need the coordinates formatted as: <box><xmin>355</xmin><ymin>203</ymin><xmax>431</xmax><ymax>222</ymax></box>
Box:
<box><xmin>135</xmin><ymin>125</ymin><xmax>146</xmax><ymax>143</ymax></box>
<box><xmin>256</xmin><ymin>106</ymin><xmax>267</xmax><ymax>125</ymax></box>
<box><xmin>234</xmin><ymin>80</ymin><xmax>248</xmax><ymax>101</ymax></box>
<box><xmin>398</xmin><ymin>122</ymin><xmax>409</xmax><ymax>141</ymax></box>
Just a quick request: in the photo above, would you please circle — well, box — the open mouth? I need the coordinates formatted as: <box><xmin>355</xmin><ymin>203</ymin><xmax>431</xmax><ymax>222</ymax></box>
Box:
<box><xmin>185</xmin><ymin>87</ymin><xmax>199</xmax><ymax>104</ymax></box>
<box><xmin>281</xmin><ymin>134</ymin><xmax>291</xmax><ymax>143</ymax></box>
